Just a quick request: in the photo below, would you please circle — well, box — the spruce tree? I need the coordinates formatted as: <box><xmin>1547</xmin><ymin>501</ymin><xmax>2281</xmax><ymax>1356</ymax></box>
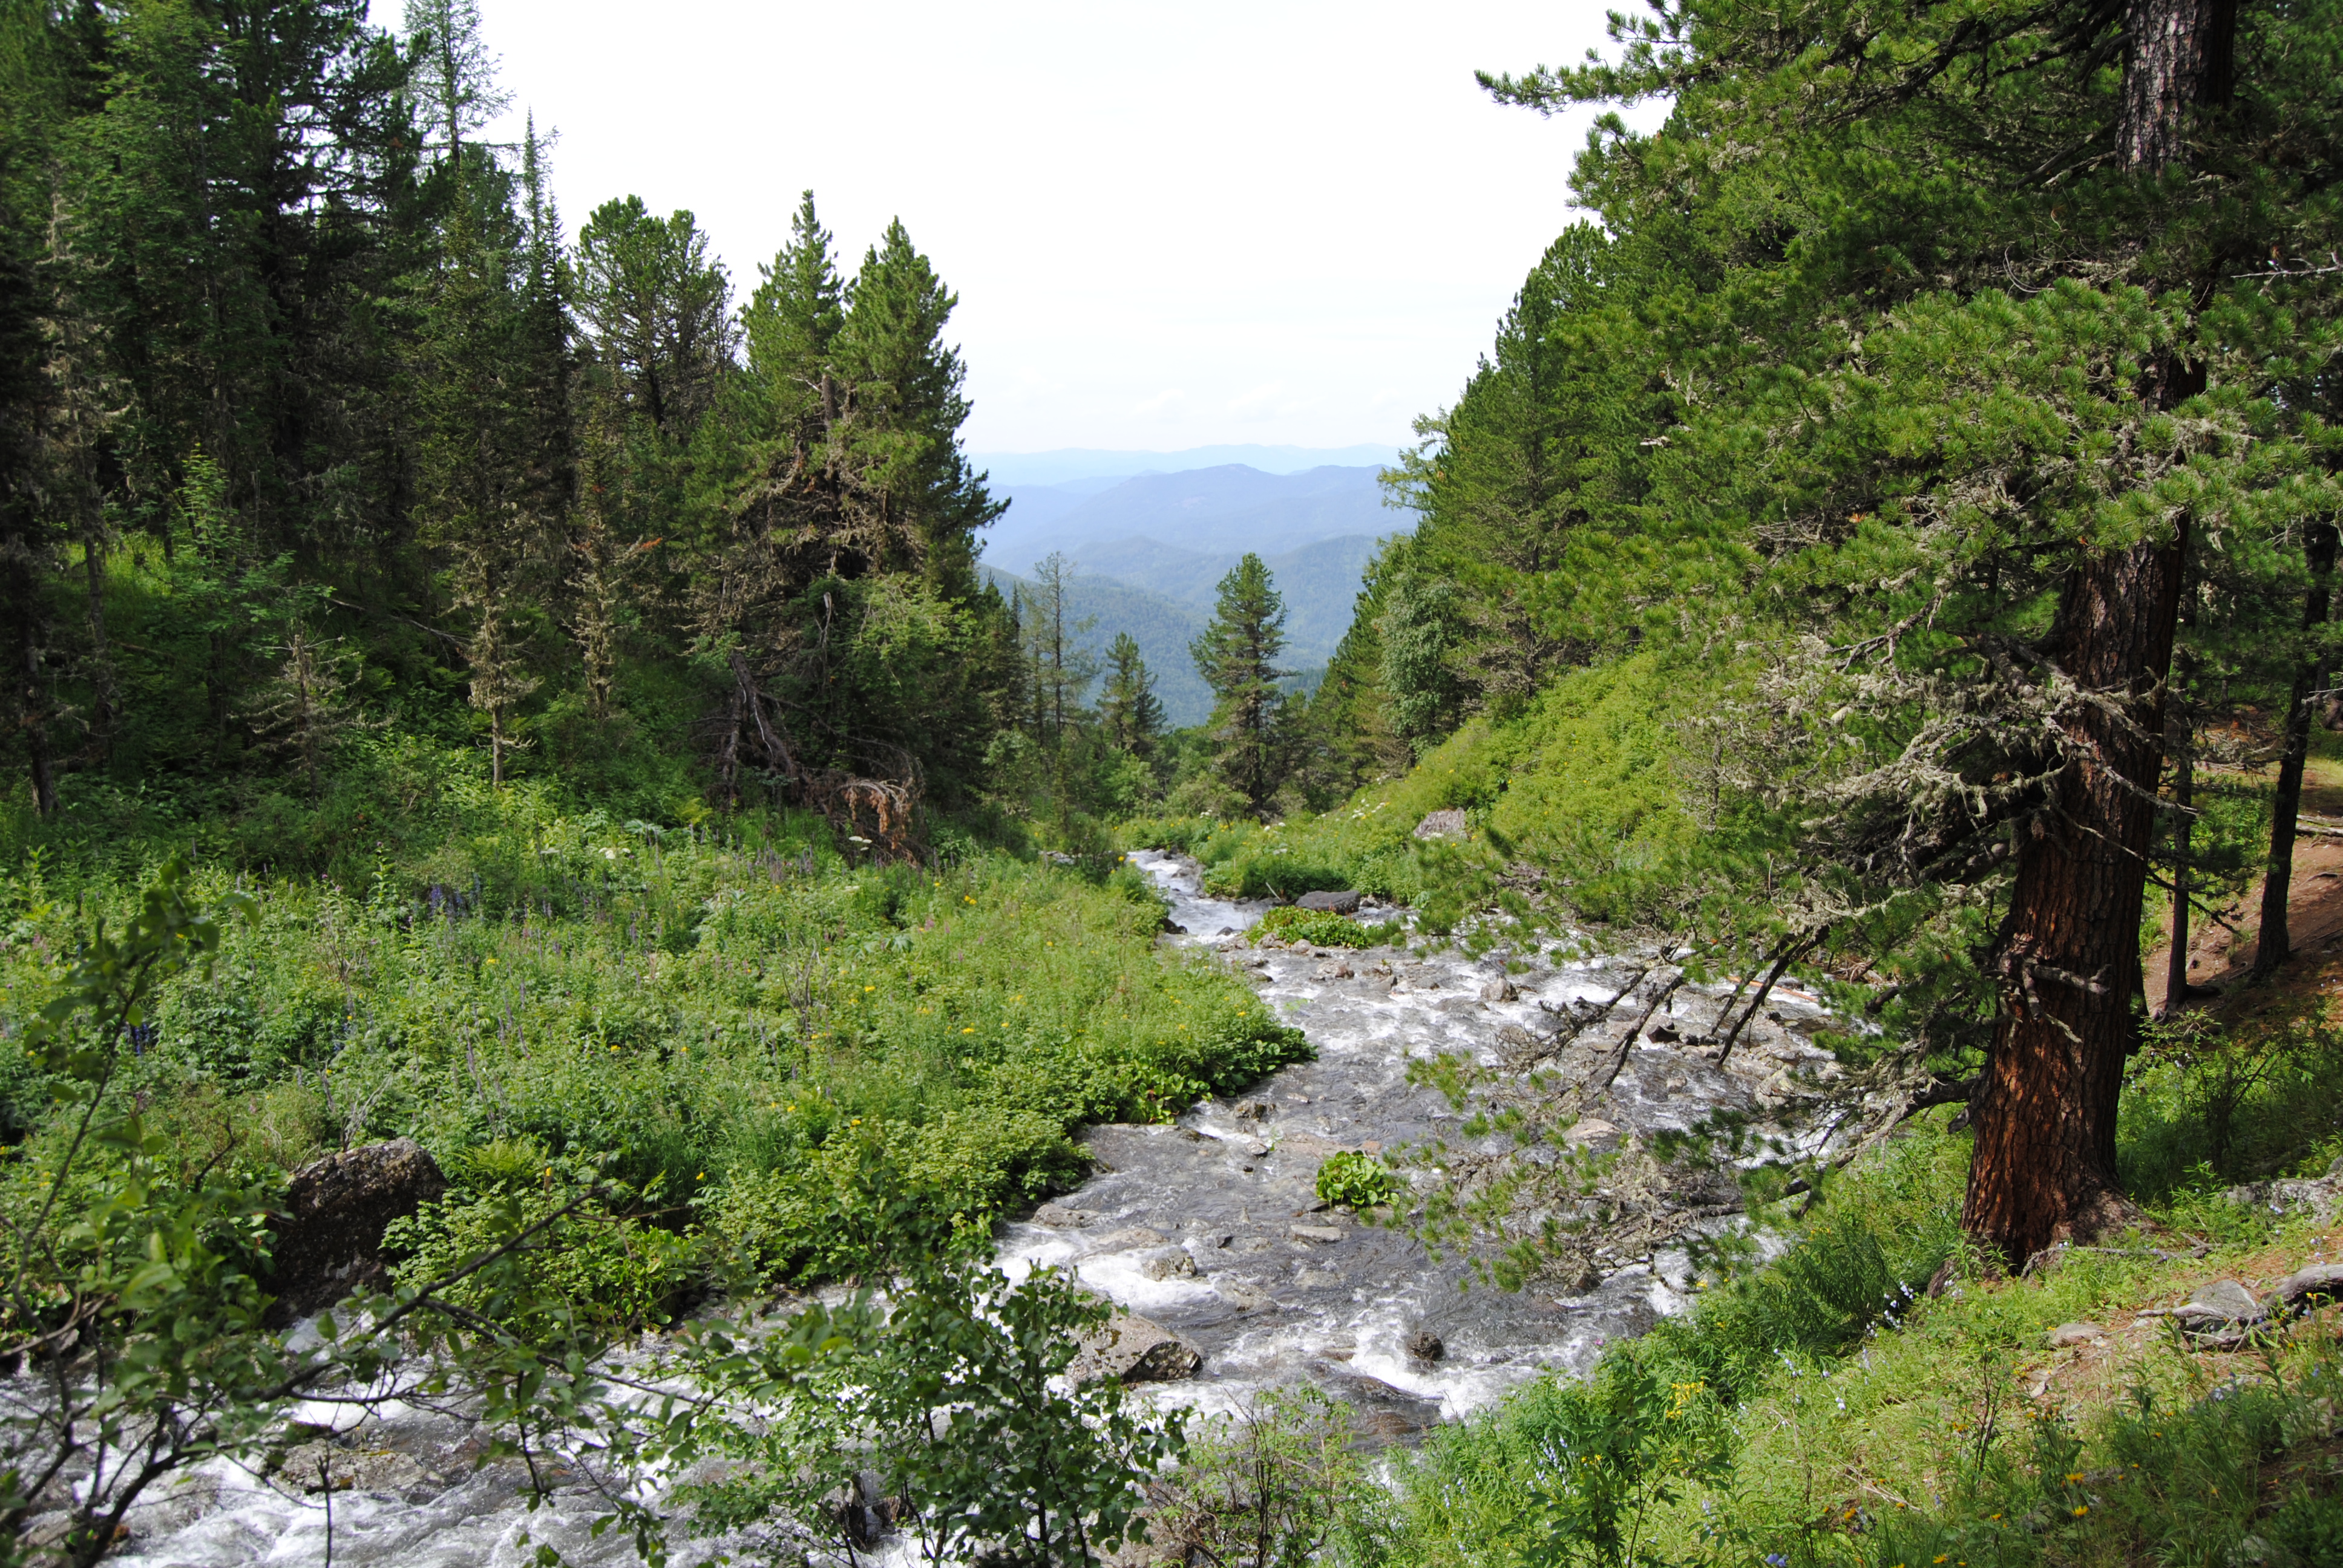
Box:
<box><xmin>1098</xmin><ymin>633</ymin><xmax>1164</xmax><ymax>760</ymax></box>
<box><xmin>415</xmin><ymin>173</ymin><xmax>548</xmax><ymax>786</ymax></box>
<box><xmin>832</xmin><ymin>219</ymin><xmax>1001</xmax><ymax>596</ymax></box>
<box><xmin>1021</xmin><ymin>552</ymin><xmax>1097</xmax><ymax>754</ymax></box>
<box><xmin>744</xmin><ymin>191</ymin><xmax>847</xmax><ymax>410</ymax></box>
<box><xmin>1191</xmin><ymin>554</ymin><xmax>1290</xmax><ymax>818</ymax></box>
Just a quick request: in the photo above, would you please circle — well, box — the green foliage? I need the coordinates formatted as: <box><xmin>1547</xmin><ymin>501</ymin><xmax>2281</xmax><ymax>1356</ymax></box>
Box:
<box><xmin>1314</xmin><ymin>1149</ymin><xmax>1400</xmax><ymax>1211</ymax></box>
<box><xmin>1250</xmin><ymin>904</ymin><xmax>1389</xmax><ymax>950</ymax></box>
<box><xmin>1147</xmin><ymin>1387</ymin><xmax>1365</xmax><ymax>1568</ymax></box>
<box><xmin>1</xmin><ymin>795</ymin><xmax>1307</xmax><ymax>1305</ymax></box>
<box><xmin>658</xmin><ymin>1244</ymin><xmax>1184</xmax><ymax>1566</ymax></box>
<box><xmin>1380</xmin><ymin>1351</ymin><xmax>1730</xmax><ymax>1568</ymax></box>
<box><xmin>1648</xmin><ymin>1131</ymin><xmax>1967</xmax><ymax>1402</ymax></box>
<box><xmin>1191</xmin><ymin>553</ymin><xmax>1295</xmax><ymax>818</ymax></box>
<box><xmin>2117</xmin><ymin>1008</ymin><xmax>2343</xmax><ymax>1203</ymax></box>
<box><xmin>385</xmin><ymin>1183</ymin><xmax>698</xmax><ymax>1339</ymax></box>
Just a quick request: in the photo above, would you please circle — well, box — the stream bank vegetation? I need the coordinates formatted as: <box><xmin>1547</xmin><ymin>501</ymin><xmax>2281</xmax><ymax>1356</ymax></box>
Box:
<box><xmin>5</xmin><ymin>0</ymin><xmax>2343</xmax><ymax>1560</ymax></box>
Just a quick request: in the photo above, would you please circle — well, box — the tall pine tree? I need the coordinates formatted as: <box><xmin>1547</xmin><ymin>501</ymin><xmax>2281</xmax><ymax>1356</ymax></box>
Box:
<box><xmin>1191</xmin><ymin>554</ymin><xmax>1291</xmax><ymax>819</ymax></box>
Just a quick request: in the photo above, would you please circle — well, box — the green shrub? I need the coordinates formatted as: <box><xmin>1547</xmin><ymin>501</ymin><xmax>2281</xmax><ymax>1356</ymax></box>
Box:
<box><xmin>385</xmin><ymin>1186</ymin><xmax>699</xmax><ymax>1336</ymax></box>
<box><xmin>1648</xmin><ymin>1130</ymin><xmax>1964</xmax><ymax>1400</ymax></box>
<box><xmin>1248</xmin><ymin>904</ymin><xmax>1392</xmax><ymax>949</ymax></box>
<box><xmin>1316</xmin><ymin>1150</ymin><xmax>1400</xmax><ymax>1210</ymax></box>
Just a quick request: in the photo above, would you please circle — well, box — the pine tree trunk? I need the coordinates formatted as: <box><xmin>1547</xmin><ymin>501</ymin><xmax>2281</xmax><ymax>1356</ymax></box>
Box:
<box><xmin>1958</xmin><ymin>0</ymin><xmax>2230</xmax><ymax>1266</ymax></box>
<box><xmin>2250</xmin><ymin>521</ymin><xmax>2338</xmax><ymax>982</ymax></box>
<box><xmin>1961</xmin><ymin>524</ymin><xmax>2190</xmax><ymax>1261</ymax></box>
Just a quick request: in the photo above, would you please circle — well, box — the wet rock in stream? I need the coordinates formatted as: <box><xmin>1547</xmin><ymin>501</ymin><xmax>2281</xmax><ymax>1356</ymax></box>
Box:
<box><xmin>997</xmin><ymin>850</ymin><xmax>1853</xmax><ymax>1434</ymax></box>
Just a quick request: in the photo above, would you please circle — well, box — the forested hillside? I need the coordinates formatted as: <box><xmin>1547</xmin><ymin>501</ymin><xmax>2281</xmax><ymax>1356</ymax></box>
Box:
<box><xmin>5</xmin><ymin>0</ymin><xmax>2343</xmax><ymax>1561</ymax></box>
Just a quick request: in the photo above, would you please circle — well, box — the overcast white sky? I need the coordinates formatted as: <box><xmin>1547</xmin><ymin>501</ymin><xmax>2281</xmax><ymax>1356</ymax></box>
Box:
<box><xmin>419</xmin><ymin>1</ymin><xmax>1651</xmax><ymax>454</ymax></box>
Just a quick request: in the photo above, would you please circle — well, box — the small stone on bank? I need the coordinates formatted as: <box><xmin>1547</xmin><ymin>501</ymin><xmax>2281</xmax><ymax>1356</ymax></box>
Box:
<box><xmin>2047</xmin><ymin>1321</ymin><xmax>2105</xmax><ymax>1348</ymax></box>
<box><xmin>2272</xmin><ymin>1261</ymin><xmax>2343</xmax><ymax>1312</ymax></box>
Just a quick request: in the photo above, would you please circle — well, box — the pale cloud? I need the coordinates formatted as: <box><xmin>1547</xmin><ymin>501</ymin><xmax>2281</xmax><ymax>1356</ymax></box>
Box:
<box><xmin>434</xmin><ymin>0</ymin><xmax>1666</xmax><ymax>451</ymax></box>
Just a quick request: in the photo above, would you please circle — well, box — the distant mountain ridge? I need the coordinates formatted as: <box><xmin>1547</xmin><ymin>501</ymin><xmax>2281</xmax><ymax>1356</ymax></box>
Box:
<box><xmin>983</xmin><ymin>533</ymin><xmax>1383</xmax><ymax>728</ymax></box>
<box><xmin>984</xmin><ymin>463</ymin><xmax>1401</xmax><ymax>575</ymax></box>
<box><xmin>971</xmin><ymin>442</ymin><xmax>1401</xmax><ymax>486</ymax></box>
<box><xmin>977</xmin><ymin>461</ymin><xmax>1414</xmax><ymax>727</ymax></box>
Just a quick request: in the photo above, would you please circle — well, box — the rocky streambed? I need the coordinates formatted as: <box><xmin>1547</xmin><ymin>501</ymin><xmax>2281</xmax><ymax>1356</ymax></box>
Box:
<box><xmin>994</xmin><ymin>851</ymin><xmax>1849</xmax><ymax>1434</ymax></box>
<box><xmin>97</xmin><ymin>850</ymin><xmax>1854</xmax><ymax>1566</ymax></box>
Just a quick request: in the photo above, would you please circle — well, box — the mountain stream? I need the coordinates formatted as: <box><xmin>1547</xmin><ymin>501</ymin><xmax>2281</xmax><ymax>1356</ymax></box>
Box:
<box><xmin>104</xmin><ymin>850</ymin><xmax>1849</xmax><ymax>1565</ymax></box>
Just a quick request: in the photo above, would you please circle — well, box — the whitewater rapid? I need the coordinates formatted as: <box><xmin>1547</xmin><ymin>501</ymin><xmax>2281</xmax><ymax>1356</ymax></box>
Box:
<box><xmin>95</xmin><ymin>849</ymin><xmax>1846</xmax><ymax>1564</ymax></box>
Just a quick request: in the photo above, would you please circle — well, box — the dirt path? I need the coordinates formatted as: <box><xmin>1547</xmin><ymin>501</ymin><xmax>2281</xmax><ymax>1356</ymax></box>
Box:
<box><xmin>2145</xmin><ymin>757</ymin><xmax>2343</xmax><ymax>1021</ymax></box>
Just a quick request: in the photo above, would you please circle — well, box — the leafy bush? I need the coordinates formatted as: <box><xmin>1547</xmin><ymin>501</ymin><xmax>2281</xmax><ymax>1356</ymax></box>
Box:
<box><xmin>1316</xmin><ymin>1150</ymin><xmax>1400</xmax><ymax>1211</ymax></box>
<box><xmin>1248</xmin><ymin>904</ymin><xmax>1392</xmax><ymax>949</ymax></box>
<box><xmin>385</xmin><ymin>1184</ymin><xmax>698</xmax><ymax>1336</ymax></box>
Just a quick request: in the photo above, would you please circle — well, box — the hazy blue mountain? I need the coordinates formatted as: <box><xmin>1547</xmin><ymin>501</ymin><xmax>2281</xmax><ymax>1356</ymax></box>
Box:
<box><xmin>983</xmin><ymin>463</ymin><xmax>1404</xmax><ymax>574</ymax></box>
<box><xmin>1051</xmin><ymin>534</ymin><xmax>1376</xmax><ymax>651</ymax></box>
<box><xmin>984</xmin><ymin>567</ymin><xmax>1214</xmax><ymax>727</ymax></box>
<box><xmin>972</xmin><ymin>443</ymin><xmax>1401</xmax><ymax>486</ymax></box>
<box><xmin>988</xmin><ymin>484</ymin><xmax>1091</xmax><ymax>533</ymax></box>
<box><xmin>977</xmin><ymin>462</ymin><xmax>1410</xmax><ymax>728</ymax></box>
<box><xmin>983</xmin><ymin>533</ymin><xmax>1383</xmax><ymax>728</ymax></box>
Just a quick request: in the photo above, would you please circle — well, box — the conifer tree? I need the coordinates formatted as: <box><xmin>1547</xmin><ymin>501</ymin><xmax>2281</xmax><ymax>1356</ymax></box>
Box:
<box><xmin>245</xmin><ymin>624</ymin><xmax>362</xmax><ymax>795</ymax></box>
<box><xmin>1191</xmin><ymin>554</ymin><xmax>1290</xmax><ymax>818</ymax></box>
<box><xmin>832</xmin><ymin>219</ymin><xmax>1002</xmax><ymax>595</ymax></box>
<box><xmin>416</xmin><ymin>175</ymin><xmax>549</xmax><ymax>786</ymax></box>
<box><xmin>744</xmin><ymin>191</ymin><xmax>847</xmax><ymax>414</ymax></box>
<box><xmin>1022</xmin><ymin>552</ymin><xmax>1097</xmax><ymax>754</ymax></box>
<box><xmin>404</xmin><ymin>0</ymin><xmax>509</xmax><ymax>164</ymax></box>
<box><xmin>574</xmin><ymin>197</ymin><xmax>735</xmax><ymax>446</ymax></box>
<box><xmin>1098</xmin><ymin>633</ymin><xmax>1164</xmax><ymax>760</ymax></box>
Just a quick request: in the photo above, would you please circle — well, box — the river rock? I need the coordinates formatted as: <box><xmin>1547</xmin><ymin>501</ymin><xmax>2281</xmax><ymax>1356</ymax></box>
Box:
<box><xmin>1322</xmin><ymin>1367</ymin><xmax>1444</xmax><ymax>1441</ymax></box>
<box><xmin>267</xmin><ymin>1138</ymin><xmax>447</xmax><ymax>1322</ymax></box>
<box><xmin>2271</xmin><ymin>1261</ymin><xmax>2343</xmax><ymax>1312</ymax></box>
<box><xmin>1562</xmin><ymin>1118</ymin><xmax>1620</xmax><ymax>1143</ymax></box>
<box><xmin>1405</xmin><ymin>1327</ymin><xmax>1445</xmax><ymax>1362</ymax></box>
<box><xmin>275</xmin><ymin>1440</ymin><xmax>442</xmax><ymax>1501</ymax></box>
<box><xmin>1088</xmin><ymin>1226</ymin><xmax>1169</xmax><ymax>1253</ymax></box>
<box><xmin>1033</xmin><ymin>1201</ymin><xmax>1098</xmax><ymax>1227</ymax></box>
<box><xmin>1413</xmin><ymin>809</ymin><xmax>1468</xmax><ymax>841</ymax></box>
<box><xmin>1480</xmin><ymin>978</ymin><xmax>1518</xmax><ymax>1002</ymax></box>
<box><xmin>1291</xmin><ymin>1223</ymin><xmax>1345</xmax><ymax>1244</ymax></box>
<box><xmin>1297</xmin><ymin>889</ymin><xmax>1362</xmax><ymax>915</ymax></box>
<box><xmin>1141</xmin><ymin>1247</ymin><xmax>1198</xmax><ymax>1280</ymax></box>
<box><xmin>1072</xmin><ymin>1312</ymin><xmax>1203</xmax><ymax>1384</ymax></box>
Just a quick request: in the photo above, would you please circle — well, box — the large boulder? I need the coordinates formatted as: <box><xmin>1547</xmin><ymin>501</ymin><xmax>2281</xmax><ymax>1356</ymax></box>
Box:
<box><xmin>1296</xmin><ymin>889</ymin><xmax>1362</xmax><ymax>915</ymax></box>
<box><xmin>1070</xmin><ymin>1310</ymin><xmax>1202</xmax><ymax>1385</ymax></box>
<box><xmin>267</xmin><ymin>1139</ymin><xmax>447</xmax><ymax>1323</ymax></box>
<box><xmin>1413</xmin><ymin>809</ymin><xmax>1468</xmax><ymax>841</ymax></box>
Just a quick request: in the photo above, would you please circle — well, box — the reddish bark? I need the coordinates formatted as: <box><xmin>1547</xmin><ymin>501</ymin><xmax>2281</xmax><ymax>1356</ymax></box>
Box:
<box><xmin>1959</xmin><ymin>0</ymin><xmax>2230</xmax><ymax>1266</ymax></box>
<box><xmin>1961</xmin><ymin>517</ymin><xmax>2190</xmax><ymax>1263</ymax></box>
